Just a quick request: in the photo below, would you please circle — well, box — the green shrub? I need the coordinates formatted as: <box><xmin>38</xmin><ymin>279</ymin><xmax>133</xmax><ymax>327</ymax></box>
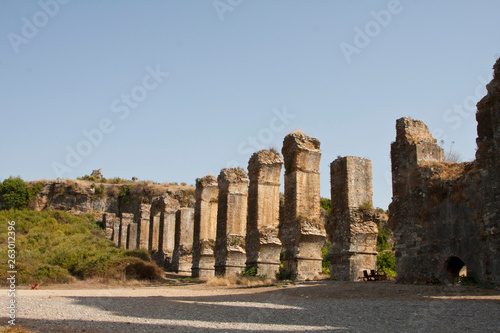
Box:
<box><xmin>240</xmin><ymin>266</ymin><xmax>257</xmax><ymax>277</ymax></box>
<box><xmin>320</xmin><ymin>198</ymin><xmax>331</xmax><ymax>212</ymax></box>
<box><xmin>321</xmin><ymin>241</ymin><xmax>331</xmax><ymax>275</ymax></box>
<box><xmin>94</xmin><ymin>184</ymin><xmax>106</xmax><ymax>198</ymax></box>
<box><xmin>377</xmin><ymin>252</ymin><xmax>396</xmax><ymax>277</ymax></box>
<box><xmin>0</xmin><ymin>177</ymin><xmax>42</xmax><ymax>210</ymax></box>
<box><xmin>118</xmin><ymin>185</ymin><xmax>132</xmax><ymax>206</ymax></box>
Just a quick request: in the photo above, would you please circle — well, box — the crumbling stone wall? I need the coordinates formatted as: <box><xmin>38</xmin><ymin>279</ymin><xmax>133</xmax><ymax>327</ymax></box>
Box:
<box><xmin>390</xmin><ymin>60</ymin><xmax>500</xmax><ymax>285</ymax></box>
<box><xmin>215</xmin><ymin>168</ymin><xmax>249</xmax><ymax>276</ymax></box>
<box><xmin>329</xmin><ymin>156</ymin><xmax>378</xmax><ymax>281</ymax></box>
<box><xmin>246</xmin><ymin>150</ymin><xmax>283</xmax><ymax>277</ymax></box>
<box><xmin>192</xmin><ymin>175</ymin><xmax>218</xmax><ymax>279</ymax></box>
<box><xmin>172</xmin><ymin>208</ymin><xmax>195</xmax><ymax>273</ymax></box>
<box><xmin>279</xmin><ymin>131</ymin><xmax>326</xmax><ymax>280</ymax></box>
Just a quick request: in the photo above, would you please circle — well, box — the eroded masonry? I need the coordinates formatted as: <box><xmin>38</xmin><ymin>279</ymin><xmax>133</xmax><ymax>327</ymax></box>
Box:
<box><xmin>328</xmin><ymin>156</ymin><xmax>378</xmax><ymax>281</ymax></box>
<box><xmin>25</xmin><ymin>59</ymin><xmax>500</xmax><ymax>284</ymax></box>
<box><xmin>389</xmin><ymin>59</ymin><xmax>500</xmax><ymax>285</ymax></box>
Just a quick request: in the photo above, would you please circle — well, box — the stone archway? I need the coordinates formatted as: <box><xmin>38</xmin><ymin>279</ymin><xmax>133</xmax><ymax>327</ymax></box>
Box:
<box><xmin>445</xmin><ymin>256</ymin><xmax>466</xmax><ymax>283</ymax></box>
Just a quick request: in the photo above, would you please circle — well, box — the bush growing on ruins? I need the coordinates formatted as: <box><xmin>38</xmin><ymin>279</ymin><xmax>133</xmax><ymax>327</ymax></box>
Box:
<box><xmin>92</xmin><ymin>184</ymin><xmax>106</xmax><ymax>198</ymax></box>
<box><xmin>0</xmin><ymin>177</ymin><xmax>42</xmax><ymax>210</ymax></box>
<box><xmin>240</xmin><ymin>266</ymin><xmax>257</xmax><ymax>277</ymax></box>
<box><xmin>359</xmin><ymin>201</ymin><xmax>373</xmax><ymax>212</ymax></box>
<box><xmin>269</xmin><ymin>146</ymin><xmax>279</xmax><ymax>154</ymax></box>
<box><xmin>118</xmin><ymin>185</ymin><xmax>132</xmax><ymax>206</ymax></box>
<box><xmin>0</xmin><ymin>210</ymin><xmax>163</xmax><ymax>285</ymax></box>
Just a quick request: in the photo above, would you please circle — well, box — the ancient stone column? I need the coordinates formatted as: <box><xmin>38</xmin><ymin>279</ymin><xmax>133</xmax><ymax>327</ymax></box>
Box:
<box><xmin>192</xmin><ymin>175</ymin><xmax>218</xmax><ymax>279</ymax></box>
<box><xmin>119</xmin><ymin>213</ymin><xmax>134</xmax><ymax>249</ymax></box>
<box><xmin>215</xmin><ymin>168</ymin><xmax>249</xmax><ymax>276</ymax></box>
<box><xmin>111</xmin><ymin>217</ymin><xmax>120</xmax><ymax>247</ymax></box>
<box><xmin>127</xmin><ymin>223</ymin><xmax>138</xmax><ymax>250</ymax></box>
<box><xmin>246</xmin><ymin>150</ymin><xmax>283</xmax><ymax>277</ymax></box>
<box><xmin>279</xmin><ymin>131</ymin><xmax>326</xmax><ymax>280</ymax></box>
<box><xmin>149</xmin><ymin>211</ymin><xmax>161</xmax><ymax>252</ymax></box>
<box><xmin>172</xmin><ymin>208</ymin><xmax>195</xmax><ymax>273</ymax></box>
<box><xmin>137</xmin><ymin>204</ymin><xmax>151</xmax><ymax>250</ymax></box>
<box><xmin>102</xmin><ymin>212</ymin><xmax>117</xmax><ymax>240</ymax></box>
<box><xmin>329</xmin><ymin>156</ymin><xmax>378</xmax><ymax>281</ymax></box>
<box><xmin>151</xmin><ymin>196</ymin><xmax>179</xmax><ymax>269</ymax></box>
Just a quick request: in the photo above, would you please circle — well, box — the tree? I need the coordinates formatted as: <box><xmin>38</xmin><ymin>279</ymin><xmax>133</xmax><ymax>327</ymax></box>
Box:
<box><xmin>0</xmin><ymin>177</ymin><xmax>41</xmax><ymax>210</ymax></box>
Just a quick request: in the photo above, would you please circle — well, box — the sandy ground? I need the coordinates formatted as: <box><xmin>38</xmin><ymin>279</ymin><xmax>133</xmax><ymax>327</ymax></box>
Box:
<box><xmin>1</xmin><ymin>279</ymin><xmax>499</xmax><ymax>333</ymax></box>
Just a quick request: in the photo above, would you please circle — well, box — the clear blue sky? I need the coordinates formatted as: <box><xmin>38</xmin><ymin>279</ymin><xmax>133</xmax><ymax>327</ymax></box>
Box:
<box><xmin>1</xmin><ymin>0</ymin><xmax>499</xmax><ymax>209</ymax></box>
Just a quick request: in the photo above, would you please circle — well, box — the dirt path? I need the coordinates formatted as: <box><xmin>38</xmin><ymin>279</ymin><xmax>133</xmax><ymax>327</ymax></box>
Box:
<box><xmin>2</xmin><ymin>281</ymin><xmax>499</xmax><ymax>332</ymax></box>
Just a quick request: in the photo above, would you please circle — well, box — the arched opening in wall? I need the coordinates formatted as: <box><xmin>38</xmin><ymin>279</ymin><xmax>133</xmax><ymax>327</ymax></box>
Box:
<box><xmin>445</xmin><ymin>256</ymin><xmax>467</xmax><ymax>283</ymax></box>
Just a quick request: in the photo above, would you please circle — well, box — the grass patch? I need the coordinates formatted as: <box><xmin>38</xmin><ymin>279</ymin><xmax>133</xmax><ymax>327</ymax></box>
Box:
<box><xmin>0</xmin><ymin>210</ymin><xmax>163</xmax><ymax>286</ymax></box>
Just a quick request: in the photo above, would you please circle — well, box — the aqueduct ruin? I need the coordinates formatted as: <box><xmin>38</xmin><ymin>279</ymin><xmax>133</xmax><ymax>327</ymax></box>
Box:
<box><xmin>96</xmin><ymin>58</ymin><xmax>500</xmax><ymax>284</ymax></box>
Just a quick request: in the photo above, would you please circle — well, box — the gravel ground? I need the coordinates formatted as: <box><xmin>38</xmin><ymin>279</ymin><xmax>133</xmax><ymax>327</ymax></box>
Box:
<box><xmin>1</xmin><ymin>280</ymin><xmax>499</xmax><ymax>332</ymax></box>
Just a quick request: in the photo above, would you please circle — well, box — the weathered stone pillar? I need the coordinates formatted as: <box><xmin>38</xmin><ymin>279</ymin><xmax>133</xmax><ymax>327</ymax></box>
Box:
<box><xmin>138</xmin><ymin>204</ymin><xmax>151</xmax><ymax>250</ymax></box>
<box><xmin>151</xmin><ymin>196</ymin><xmax>179</xmax><ymax>269</ymax></box>
<box><xmin>112</xmin><ymin>218</ymin><xmax>120</xmax><ymax>247</ymax></box>
<box><xmin>149</xmin><ymin>210</ymin><xmax>161</xmax><ymax>251</ymax></box>
<box><xmin>246</xmin><ymin>150</ymin><xmax>283</xmax><ymax>277</ymax></box>
<box><xmin>103</xmin><ymin>212</ymin><xmax>117</xmax><ymax>240</ymax></box>
<box><xmin>119</xmin><ymin>213</ymin><xmax>134</xmax><ymax>249</ymax></box>
<box><xmin>172</xmin><ymin>208</ymin><xmax>195</xmax><ymax>273</ymax></box>
<box><xmin>127</xmin><ymin>223</ymin><xmax>138</xmax><ymax>250</ymax></box>
<box><xmin>329</xmin><ymin>156</ymin><xmax>378</xmax><ymax>281</ymax></box>
<box><xmin>279</xmin><ymin>131</ymin><xmax>326</xmax><ymax>280</ymax></box>
<box><xmin>192</xmin><ymin>175</ymin><xmax>218</xmax><ymax>279</ymax></box>
<box><xmin>215</xmin><ymin>168</ymin><xmax>249</xmax><ymax>276</ymax></box>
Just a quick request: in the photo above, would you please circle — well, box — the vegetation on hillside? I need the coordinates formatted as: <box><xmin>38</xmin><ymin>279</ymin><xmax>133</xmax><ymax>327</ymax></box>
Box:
<box><xmin>0</xmin><ymin>210</ymin><xmax>163</xmax><ymax>286</ymax></box>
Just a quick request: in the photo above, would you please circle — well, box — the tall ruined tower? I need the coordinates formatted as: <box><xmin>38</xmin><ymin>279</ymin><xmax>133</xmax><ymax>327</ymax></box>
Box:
<box><xmin>329</xmin><ymin>156</ymin><xmax>378</xmax><ymax>281</ymax></box>
<box><xmin>246</xmin><ymin>150</ymin><xmax>283</xmax><ymax>277</ymax></box>
<box><xmin>192</xmin><ymin>175</ymin><xmax>219</xmax><ymax>279</ymax></box>
<box><xmin>279</xmin><ymin>131</ymin><xmax>326</xmax><ymax>280</ymax></box>
<box><xmin>214</xmin><ymin>168</ymin><xmax>249</xmax><ymax>276</ymax></box>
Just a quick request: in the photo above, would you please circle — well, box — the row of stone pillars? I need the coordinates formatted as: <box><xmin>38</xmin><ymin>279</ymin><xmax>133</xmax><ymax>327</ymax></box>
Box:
<box><xmin>102</xmin><ymin>131</ymin><xmax>378</xmax><ymax>281</ymax></box>
<box><xmin>192</xmin><ymin>131</ymin><xmax>378</xmax><ymax>280</ymax></box>
<box><xmin>103</xmin><ymin>201</ymin><xmax>196</xmax><ymax>274</ymax></box>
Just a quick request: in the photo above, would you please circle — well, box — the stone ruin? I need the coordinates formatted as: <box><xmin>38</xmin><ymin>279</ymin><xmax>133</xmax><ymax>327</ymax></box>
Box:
<box><xmin>89</xmin><ymin>59</ymin><xmax>500</xmax><ymax>284</ymax></box>
<box><xmin>279</xmin><ymin>132</ymin><xmax>326</xmax><ymax>280</ymax></box>
<box><xmin>246</xmin><ymin>150</ymin><xmax>283</xmax><ymax>277</ymax></box>
<box><xmin>192</xmin><ymin>175</ymin><xmax>218</xmax><ymax>278</ymax></box>
<box><xmin>389</xmin><ymin>59</ymin><xmax>500</xmax><ymax>285</ymax></box>
<box><xmin>328</xmin><ymin>156</ymin><xmax>378</xmax><ymax>281</ymax></box>
<box><xmin>172</xmin><ymin>208</ymin><xmax>195</xmax><ymax>273</ymax></box>
<box><xmin>214</xmin><ymin>168</ymin><xmax>249</xmax><ymax>276</ymax></box>
<box><xmin>91</xmin><ymin>169</ymin><xmax>103</xmax><ymax>179</ymax></box>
